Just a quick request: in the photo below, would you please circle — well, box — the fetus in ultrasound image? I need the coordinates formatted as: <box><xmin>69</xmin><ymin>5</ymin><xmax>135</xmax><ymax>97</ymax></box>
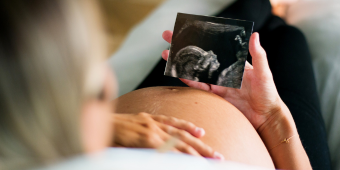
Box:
<box><xmin>164</xmin><ymin>13</ymin><xmax>254</xmax><ymax>89</ymax></box>
<box><xmin>168</xmin><ymin>46</ymin><xmax>220</xmax><ymax>82</ymax></box>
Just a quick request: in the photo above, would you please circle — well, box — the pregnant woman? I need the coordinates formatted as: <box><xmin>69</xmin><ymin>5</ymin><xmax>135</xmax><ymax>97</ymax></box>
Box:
<box><xmin>0</xmin><ymin>0</ymin><xmax>330</xmax><ymax>169</ymax></box>
<box><xmin>118</xmin><ymin>0</ymin><xmax>331</xmax><ymax>169</ymax></box>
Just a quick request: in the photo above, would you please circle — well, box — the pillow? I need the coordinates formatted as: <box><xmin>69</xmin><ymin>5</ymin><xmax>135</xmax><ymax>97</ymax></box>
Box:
<box><xmin>286</xmin><ymin>1</ymin><xmax>340</xmax><ymax>169</ymax></box>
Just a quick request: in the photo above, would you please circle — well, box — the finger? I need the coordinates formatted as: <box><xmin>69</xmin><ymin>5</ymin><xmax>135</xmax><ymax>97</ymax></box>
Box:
<box><xmin>152</xmin><ymin>115</ymin><xmax>205</xmax><ymax>138</ymax></box>
<box><xmin>112</xmin><ymin>143</ymin><xmax>124</xmax><ymax>147</ymax></box>
<box><xmin>163</xmin><ymin>125</ymin><xmax>224</xmax><ymax>160</ymax></box>
<box><xmin>179</xmin><ymin>78</ymin><xmax>212</xmax><ymax>92</ymax></box>
<box><xmin>245</xmin><ymin>61</ymin><xmax>253</xmax><ymax>70</ymax></box>
<box><xmin>113</xmin><ymin>120</ymin><xmax>146</xmax><ymax>147</ymax></box>
<box><xmin>249</xmin><ymin>33</ymin><xmax>271</xmax><ymax>76</ymax></box>
<box><xmin>162</xmin><ymin>30</ymin><xmax>173</xmax><ymax>43</ymax></box>
<box><xmin>172</xmin><ymin>148</ymin><xmax>181</xmax><ymax>153</ymax></box>
<box><xmin>174</xmin><ymin>140</ymin><xmax>201</xmax><ymax>157</ymax></box>
<box><xmin>162</xmin><ymin>50</ymin><xmax>169</xmax><ymax>61</ymax></box>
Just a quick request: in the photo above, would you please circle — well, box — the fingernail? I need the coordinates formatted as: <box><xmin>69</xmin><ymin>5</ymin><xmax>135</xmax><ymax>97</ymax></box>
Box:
<box><xmin>255</xmin><ymin>33</ymin><xmax>260</xmax><ymax>45</ymax></box>
<box><xmin>213</xmin><ymin>152</ymin><xmax>225</xmax><ymax>160</ymax></box>
<box><xmin>194</xmin><ymin>127</ymin><xmax>205</xmax><ymax>137</ymax></box>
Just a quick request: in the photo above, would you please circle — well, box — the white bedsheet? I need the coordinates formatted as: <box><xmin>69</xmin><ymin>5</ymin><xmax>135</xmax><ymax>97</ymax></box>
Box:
<box><xmin>38</xmin><ymin>148</ymin><xmax>267</xmax><ymax>170</ymax></box>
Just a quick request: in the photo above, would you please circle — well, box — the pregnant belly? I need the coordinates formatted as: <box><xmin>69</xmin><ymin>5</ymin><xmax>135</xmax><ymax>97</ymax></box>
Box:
<box><xmin>114</xmin><ymin>86</ymin><xmax>274</xmax><ymax>169</ymax></box>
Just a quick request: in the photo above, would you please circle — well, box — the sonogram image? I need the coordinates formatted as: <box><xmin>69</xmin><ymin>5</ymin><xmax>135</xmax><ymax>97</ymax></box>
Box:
<box><xmin>164</xmin><ymin>13</ymin><xmax>254</xmax><ymax>89</ymax></box>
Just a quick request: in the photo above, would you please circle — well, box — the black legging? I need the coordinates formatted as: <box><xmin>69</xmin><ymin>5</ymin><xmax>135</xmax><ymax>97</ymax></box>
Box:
<box><xmin>137</xmin><ymin>0</ymin><xmax>331</xmax><ymax>169</ymax></box>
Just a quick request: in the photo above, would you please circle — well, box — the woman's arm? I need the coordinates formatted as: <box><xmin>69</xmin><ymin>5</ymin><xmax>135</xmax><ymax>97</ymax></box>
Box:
<box><xmin>258</xmin><ymin>101</ymin><xmax>311</xmax><ymax>170</ymax></box>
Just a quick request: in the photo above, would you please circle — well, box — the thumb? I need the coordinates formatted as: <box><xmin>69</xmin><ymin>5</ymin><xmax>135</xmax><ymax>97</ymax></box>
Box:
<box><xmin>249</xmin><ymin>33</ymin><xmax>271</xmax><ymax>76</ymax></box>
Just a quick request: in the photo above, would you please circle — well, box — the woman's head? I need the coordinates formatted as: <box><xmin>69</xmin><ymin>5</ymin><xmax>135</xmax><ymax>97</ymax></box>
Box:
<box><xmin>0</xmin><ymin>0</ymin><xmax>116</xmax><ymax>169</ymax></box>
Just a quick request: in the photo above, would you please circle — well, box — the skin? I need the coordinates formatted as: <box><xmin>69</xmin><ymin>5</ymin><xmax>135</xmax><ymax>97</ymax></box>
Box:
<box><xmin>114</xmin><ymin>87</ymin><xmax>275</xmax><ymax>168</ymax></box>
<box><xmin>81</xmin><ymin>67</ymin><xmax>116</xmax><ymax>153</ymax></box>
<box><xmin>112</xmin><ymin>113</ymin><xmax>222</xmax><ymax>159</ymax></box>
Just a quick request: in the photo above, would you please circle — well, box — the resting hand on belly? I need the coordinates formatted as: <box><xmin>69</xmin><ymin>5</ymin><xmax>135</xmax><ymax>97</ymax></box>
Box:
<box><xmin>112</xmin><ymin>112</ymin><xmax>224</xmax><ymax>160</ymax></box>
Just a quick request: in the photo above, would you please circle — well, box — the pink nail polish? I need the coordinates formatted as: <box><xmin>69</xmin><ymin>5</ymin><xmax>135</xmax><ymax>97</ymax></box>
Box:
<box><xmin>195</xmin><ymin>127</ymin><xmax>205</xmax><ymax>137</ymax></box>
<box><xmin>256</xmin><ymin>33</ymin><xmax>260</xmax><ymax>45</ymax></box>
<box><xmin>213</xmin><ymin>152</ymin><xmax>225</xmax><ymax>160</ymax></box>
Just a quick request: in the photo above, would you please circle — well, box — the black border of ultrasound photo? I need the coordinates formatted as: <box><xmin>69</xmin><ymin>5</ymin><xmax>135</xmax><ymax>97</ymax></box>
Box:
<box><xmin>164</xmin><ymin>13</ymin><xmax>254</xmax><ymax>89</ymax></box>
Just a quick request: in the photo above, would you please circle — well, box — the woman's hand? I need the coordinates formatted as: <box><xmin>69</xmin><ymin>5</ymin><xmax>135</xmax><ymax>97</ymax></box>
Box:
<box><xmin>162</xmin><ymin>31</ymin><xmax>286</xmax><ymax>131</ymax></box>
<box><xmin>112</xmin><ymin>112</ymin><xmax>224</xmax><ymax>160</ymax></box>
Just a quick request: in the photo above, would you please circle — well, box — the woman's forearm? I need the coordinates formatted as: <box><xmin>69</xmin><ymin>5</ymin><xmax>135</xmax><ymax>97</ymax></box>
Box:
<box><xmin>258</xmin><ymin>101</ymin><xmax>312</xmax><ymax>170</ymax></box>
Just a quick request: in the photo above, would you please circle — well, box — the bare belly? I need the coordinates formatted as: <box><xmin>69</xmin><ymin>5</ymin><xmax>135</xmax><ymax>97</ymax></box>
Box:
<box><xmin>115</xmin><ymin>86</ymin><xmax>274</xmax><ymax>168</ymax></box>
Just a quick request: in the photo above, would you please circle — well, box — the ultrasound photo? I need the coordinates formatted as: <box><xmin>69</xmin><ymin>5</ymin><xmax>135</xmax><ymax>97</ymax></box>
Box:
<box><xmin>164</xmin><ymin>13</ymin><xmax>254</xmax><ymax>89</ymax></box>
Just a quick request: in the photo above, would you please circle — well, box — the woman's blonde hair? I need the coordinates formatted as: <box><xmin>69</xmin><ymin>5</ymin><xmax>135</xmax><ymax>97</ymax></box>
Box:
<box><xmin>0</xmin><ymin>0</ymin><xmax>106</xmax><ymax>169</ymax></box>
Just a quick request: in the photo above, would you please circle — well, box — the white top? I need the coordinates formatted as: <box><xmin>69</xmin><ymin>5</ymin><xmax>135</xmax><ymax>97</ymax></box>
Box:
<box><xmin>36</xmin><ymin>148</ymin><xmax>267</xmax><ymax>170</ymax></box>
